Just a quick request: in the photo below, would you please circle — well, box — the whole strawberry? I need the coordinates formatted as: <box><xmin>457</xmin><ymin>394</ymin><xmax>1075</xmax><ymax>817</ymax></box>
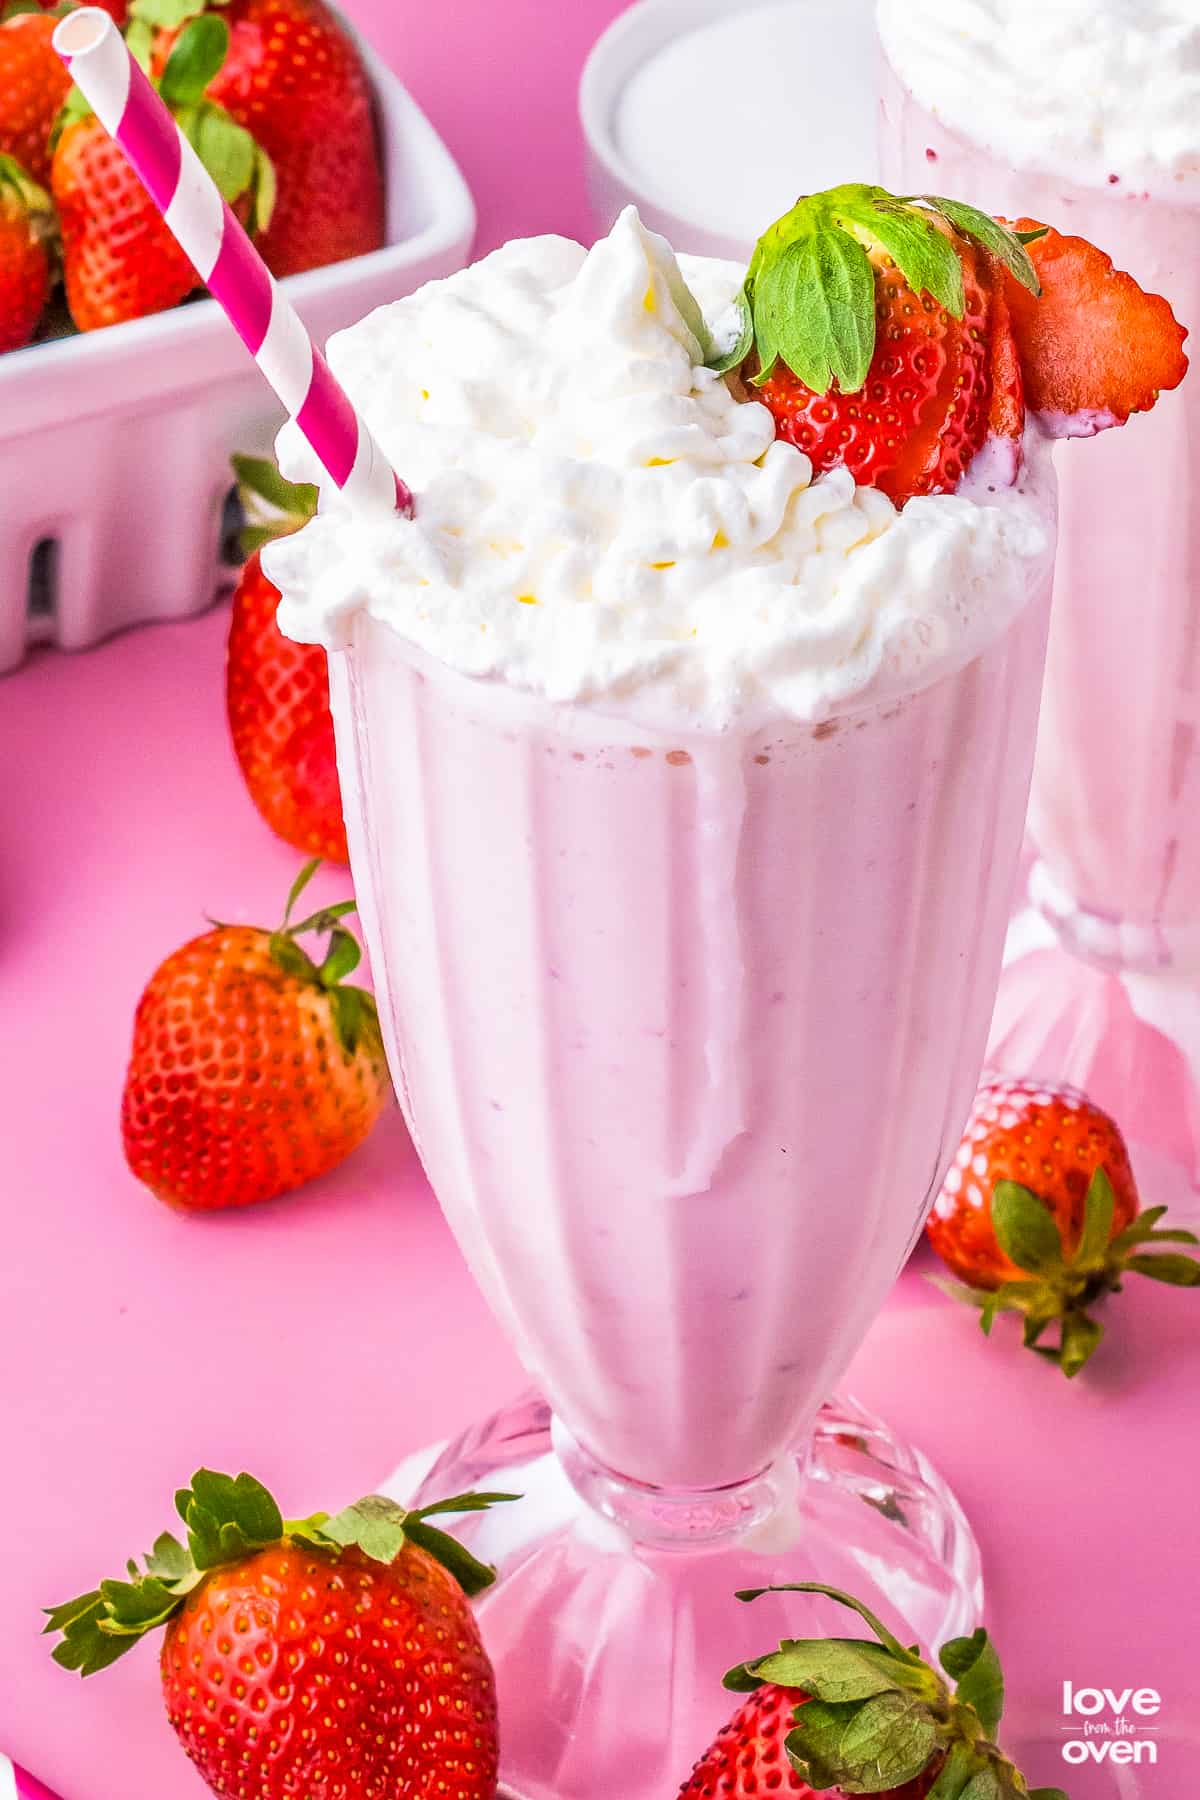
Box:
<box><xmin>680</xmin><ymin>1583</ymin><xmax>1065</xmax><ymax>1800</ymax></box>
<box><xmin>47</xmin><ymin>1469</ymin><xmax>513</xmax><ymax>1799</ymax></box>
<box><xmin>0</xmin><ymin>10</ymin><xmax>71</xmax><ymax>187</ymax></box>
<box><xmin>121</xmin><ymin>859</ymin><xmax>390</xmax><ymax>1210</ymax></box>
<box><xmin>0</xmin><ymin>152</ymin><xmax>51</xmax><ymax>350</ymax></box>
<box><xmin>717</xmin><ymin>184</ymin><xmax>1187</xmax><ymax>504</ymax></box>
<box><xmin>133</xmin><ymin>0</ymin><xmax>385</xmax><ymax>277</ymax></box>
<box><xmin>53</xmin><ymin>15</ymin><xmax>273</xmax><ymax>331</ymax></box>
<box><xmin>930</xmin><ymin>1075</ymin><xmax>1200</xmax><ymax>1374</ymax></box>
<box><xmin>226</xmin><ymin>455</ymin><xmax>348</xmax><ymax>862</ymax></box>
<box><xmin>53</xmin><ymin>112</ymin><xmax>197</xmax><ymax>328</ymax></box>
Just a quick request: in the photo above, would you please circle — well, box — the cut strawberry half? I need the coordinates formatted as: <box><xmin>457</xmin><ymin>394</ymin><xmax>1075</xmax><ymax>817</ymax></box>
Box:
<box><xmin>986</xmin><ymin>271</ymin><xmax>1026</xmax><ymax>442</ymax></box>
<box><xmin>874</xmin><ymin>241</ymin><xmax>1018</xmax><ymax>503</ymax></box>
<box><xmin>1003</xmin><ymin>219</ymin><xmax>1189</xmax><ymax>434</ymax></box>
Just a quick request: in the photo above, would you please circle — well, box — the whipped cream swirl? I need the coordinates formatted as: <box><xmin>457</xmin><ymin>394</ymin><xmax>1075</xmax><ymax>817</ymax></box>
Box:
<box><xmin>878</xmin><ymin>0</ymin><xmax>1200</xmax><ymax>198</ymax></box>
<box><xmin>267</xmin><ymin>207</ymin><xmax>1053</xmax><ymax>730</ymax></box>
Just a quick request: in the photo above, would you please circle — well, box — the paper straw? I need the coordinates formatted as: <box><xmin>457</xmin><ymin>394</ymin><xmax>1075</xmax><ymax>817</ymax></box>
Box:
<box><xmin>54</xmin><ymin>7</ymin><xmax>414</xmax><ymax>518</ymax></box>
<box><xmin>0</xmin><ymin>1753</ymin><xmax>62</xmax><ymax>1800</ymax></box>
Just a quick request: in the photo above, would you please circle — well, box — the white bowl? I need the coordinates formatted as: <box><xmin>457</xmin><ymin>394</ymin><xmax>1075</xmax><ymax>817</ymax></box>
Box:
<box><xmin>580</xmin><ymin>0</ymin><xmax>879</xmax><ymax>260</ymax></box>
<box><xmin>0</xmin><ymin>18</ymin><xmax>475</xmax><ymax>675</ymax></box>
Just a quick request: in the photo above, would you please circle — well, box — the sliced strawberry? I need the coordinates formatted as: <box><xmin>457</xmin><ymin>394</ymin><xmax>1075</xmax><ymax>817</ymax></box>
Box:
<box><xmin>986</xmin><ymin>271</ymin><xmax>1025</xmax><ymax>443</ymax></box>
<box><xmin>721</xmin><ymin>187</ymin><xmax>1189</xmax><ymax>500</ymax></box>
<box><xmin>720</xmin><ymin>186</ymin><xmax>1041</xmax><ymax>505</ymax></box>
<box><xmin>1004</xmin><ymin>218</ymin><xmax>1188</xmax><ymax>433</ymax></box>
<box><xmin>876</xmin><ymin>242</ymin><xmax>1006</xmax><ymax>502</ymax></box>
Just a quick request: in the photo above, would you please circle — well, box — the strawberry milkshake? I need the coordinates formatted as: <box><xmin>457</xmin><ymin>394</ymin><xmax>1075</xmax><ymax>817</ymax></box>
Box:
<box><xmin>269</xmin><ymin>205</ymin><xmax>1052</xmax><ymax>1489</ymax></box>
<box><xmin>264</xmin><ymin>191</ymin><xmax>1173</xmax><ymax>1797</ymax></box>
<box><xmin>877</xmin><ymin>0</ymin><xmax>1200</xmax><ymax>1177</ymax></box>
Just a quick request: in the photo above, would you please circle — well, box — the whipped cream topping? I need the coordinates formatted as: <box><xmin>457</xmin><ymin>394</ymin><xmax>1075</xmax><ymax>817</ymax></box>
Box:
<box><xmin>878</xmin><ymin>0</ymin><xmax>1200</xmax><ymax>198</ymax></box>
<box><xmin>267</xmin><ymin>207</ymin><xmax>1053</xmax><ymax>731</ymax></box>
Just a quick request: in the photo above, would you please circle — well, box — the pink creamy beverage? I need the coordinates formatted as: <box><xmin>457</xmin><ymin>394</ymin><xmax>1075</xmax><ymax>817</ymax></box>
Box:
<box><xmin>878</xmin><ymin>4</ymin><xmax>1200</xmax><ymax>960</ymax></box>
<box><xmin>266</xmin><ymin>209</ymin><xmax>1057</xmax><ymax>1797</ymax></box>
<box><xmin>329</xmin><ymin>599</ymin><xmax>1048</xmax><ymax>1490</ymax></box>
<box><xmin>267</xmin><ymin>202</ymin><xmax>1055</xmax><ymax>1503</ymax></box>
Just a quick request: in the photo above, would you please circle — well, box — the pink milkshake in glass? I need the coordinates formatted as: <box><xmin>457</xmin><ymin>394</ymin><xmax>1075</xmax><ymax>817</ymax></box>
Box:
<box><xmin>878</xmin><ymin>0</ymin><xmax>1200</xmax><ymax>1185</ymax></box>
<box><xmin>266</xmin><ymin>207</ymin><xmax>1056</xmax><ymax>1799</ymax></box>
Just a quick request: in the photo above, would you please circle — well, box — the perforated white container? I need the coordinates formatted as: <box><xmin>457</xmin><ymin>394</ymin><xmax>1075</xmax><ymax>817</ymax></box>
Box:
<box><xmin>0</xmin><ymin>24</ymin><xmax>475</xmax><ymax>674</ymax></box>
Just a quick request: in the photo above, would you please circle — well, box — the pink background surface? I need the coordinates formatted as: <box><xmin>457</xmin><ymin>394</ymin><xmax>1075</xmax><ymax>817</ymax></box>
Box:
<box><xmin>1</xmin><ymin>3</ymin><xmax>1198</xmax><ymax>1797</ymax></box>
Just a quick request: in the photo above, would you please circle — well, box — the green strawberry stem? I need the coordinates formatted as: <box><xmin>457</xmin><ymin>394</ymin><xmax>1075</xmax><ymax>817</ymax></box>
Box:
<box><xmin>46</xmin><ymin>1468</ymin><xmax>520</xmax><ymax>1677</ymax></box>
<box><xmin>207</xmin><ymin>859</ymin><xmax>376</xmax><ymax>1054</ymax></box>
<box><xmin>709</xmin><ymin>183</ymin><xmax>1044</xmax><ymax>396</ymax></box>
<box><xmin>264</xmin><ymin>857</ymin><xmax>378</xmax><ymax>1056</ymax></box>
<box><xmin>233</xmin><ymin>450</ymin><xmax>319</xmax><ymax>558</ymax></box>
<box><xmin>55</xmin><ymin>15</ymin><xmax>274</xmax><ymax>230</ymax></box>
<box><xmin>0</xmin><ymin>151</ymin><xmax>51</xmax><ymax>217</ymax></box>
<box><xmin>726</xmin><ymin>1584</ymin><xmax>1067</xmax><ymax>1799</ymax></box>
<box><xmin>0</xmin><ymin>150</ymin><xmax>58</xmax><ymax>271</ymax></box>
<box><xmin>934</xmin><ymin>1168</ymin><xmax>1200</xmax><ymax>1377</ymax></box>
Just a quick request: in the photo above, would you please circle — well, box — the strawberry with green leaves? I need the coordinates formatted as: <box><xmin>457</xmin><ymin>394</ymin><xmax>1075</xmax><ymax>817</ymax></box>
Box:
<box><xmin>121</xmin><ymin>858</ymin><xmax>390</xmax><ymax>1210</ymax></box>
<box><xmin>929</xmin><ymin>1076</ymin><xmax>1200</xmax><ymax>1375</ymax></box>
<box><xmin>47</xmin><ymin>1468</ymin><xmax>512</xmax><ymax>1799</ymax></box>
<box><xmin>714</xmin><ymin>183</ymin><xmax>1187</xmax><ymax>505</ymax></box>
<box><xmin>130</xmin><ymin>0</ymin><xmax>385</xmax><ymax>278</ymax></box>
<box><xmin>679</xmin><ymin>1584</ymin><xmax>1065</xmax><ymax>1800</ymax></box>
<box><xmin>0</xmin><ymin>150</ymin><xmax>51</xmax><ymax>349</ymax></box>
<box><xmin>52</xmin><ymin>14</ymin><xmax>273</xmax><ymax>331</ymax></box>
<box><xmin>226</xmin><ymin>455</ymin><xmax>349</xmax><ymax>863</ymax></box>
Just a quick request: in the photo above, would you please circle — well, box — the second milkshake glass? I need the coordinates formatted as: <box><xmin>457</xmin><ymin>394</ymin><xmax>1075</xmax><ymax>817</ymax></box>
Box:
<box><xmin>879</xmin><ymin>41</ymin><xmax>1200</xmax><ymax>1188</ymax></box>
<box><xmin>326</xmin><ymin>552</ymin><xmax>1051</xmax><ymax>1797</ymax></box>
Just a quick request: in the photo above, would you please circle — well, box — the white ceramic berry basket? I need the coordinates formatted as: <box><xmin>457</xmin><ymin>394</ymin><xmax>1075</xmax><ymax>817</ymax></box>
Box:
<box><xmin>0</xmin><ymin>18</ymin><xmax>475</xmax><ymax>675</ymax></box>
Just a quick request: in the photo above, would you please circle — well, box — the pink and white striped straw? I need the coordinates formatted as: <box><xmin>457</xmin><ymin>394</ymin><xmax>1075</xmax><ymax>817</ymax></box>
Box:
<box><xmin>54</xmin><ymin>6</ymin><xmax>413</xmax><ymax>518</ymax></box>
<box><xmin>0</xmin><ymin>1752</ymin><xmax>61</xmax><ymax>1800</ymax></box>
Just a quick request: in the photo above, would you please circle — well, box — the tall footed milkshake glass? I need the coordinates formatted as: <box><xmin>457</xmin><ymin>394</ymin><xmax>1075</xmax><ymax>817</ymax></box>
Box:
<box><xmin>266</xmin><ymin>208</ymin><xmax>1056</xmax><ymax>1800</ymax></box>
<box><xmin>878</xmin><ymin>0</ymin><xmax>1200</xmax><ymax>1197</ymax></box>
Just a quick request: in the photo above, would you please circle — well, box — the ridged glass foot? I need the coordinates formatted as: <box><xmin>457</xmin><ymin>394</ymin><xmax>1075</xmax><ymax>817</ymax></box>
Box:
<box><xmin>992</xmin><ymin>896</ymin><xmax>1200</xmax><ymax>1204</ymax></box>
<box><xmin>385</xmin><ymin>1391</ymin><xmax>983</xmax><ymax>1800</ymax></box>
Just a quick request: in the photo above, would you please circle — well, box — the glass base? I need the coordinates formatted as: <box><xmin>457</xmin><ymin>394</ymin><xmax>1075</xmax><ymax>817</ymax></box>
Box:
<box><xmin>992</xmin><ymin>897</ymin><xmax>1200</xmax><ymax>1197</ymax></box>
<box><xmin>1028</xmin><ymin>859</ymin><xmax>1200</xmax><ymax>976</ymax></box>
<box><xmin>383</xmin><ymin>1391</ymin><xmax>982</xmax><ymax>1800</ymax></box>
